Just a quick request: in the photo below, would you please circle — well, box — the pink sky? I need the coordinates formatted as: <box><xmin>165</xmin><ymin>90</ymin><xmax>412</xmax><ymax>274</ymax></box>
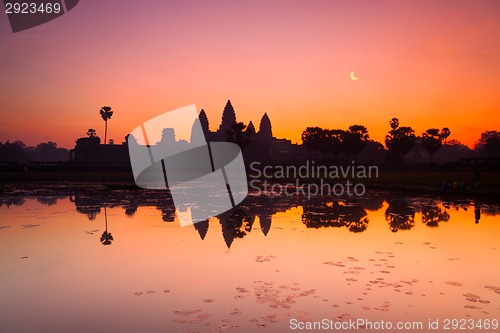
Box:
<box><xmin>0</xmin><ymin>0</ymin><xmax>499</xmax><ymax>149</ymax></box>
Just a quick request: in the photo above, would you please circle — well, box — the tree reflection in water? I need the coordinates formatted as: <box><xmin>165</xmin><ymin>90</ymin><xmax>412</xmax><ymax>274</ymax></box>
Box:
<box><xmin>385</xmin><ymin>197</ymin><xmax>415</xmax><ymax>232</ymax></box>
<box><xmin>421</xmin><ymin>203</ymin><xmax>450</xmax><ymax>227</ymax></box>
<box><xmin>301</xmin><ymin>199</ymin><xmax>369</xmax><ymax>233</ymax></box>
<box><xmin>0</xmin><ymin>197</ymin><xmax>26</xmax><ymax>207</ymax></box>
<box><xmin>475</xmin><ymin>201</ymin><xmax>481</xmax><ymax>224</ymax></box>
<box><xmin>3</xmin><ymin>187</ymin><xmax>498</xmax><ymax>248</ymax></box>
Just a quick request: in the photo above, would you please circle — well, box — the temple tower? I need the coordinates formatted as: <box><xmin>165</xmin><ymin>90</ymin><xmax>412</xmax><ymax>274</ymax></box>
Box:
<box><xmin>218</xmin><ymin>100</ymin><xmax>237</xmax><ymax>135</ymax></box>
<box><xmin>258</xmin><ymin>113</ymin><xmax>272</xmax><ymax>139</ymax></box>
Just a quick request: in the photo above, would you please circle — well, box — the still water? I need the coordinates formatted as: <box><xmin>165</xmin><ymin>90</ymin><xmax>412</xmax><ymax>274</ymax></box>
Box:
<box><xmin>0</xmin><ymin>186</ymin><xmax>499</xmax><ymax>333</ymax></box>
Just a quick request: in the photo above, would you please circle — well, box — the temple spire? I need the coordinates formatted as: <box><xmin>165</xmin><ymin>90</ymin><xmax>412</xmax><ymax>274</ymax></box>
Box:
<box><xmin>258</xmin><ymin>113</ymin><xmax>272</xmax><ymax>139</ymax></box>
<box><xmin>199</xmin><ymin>109</ymin><xmax>209</xmax><ymax>134</ymax></box>
<box><xmin>218</xmin><ymin>100</ymin><xmax>237</xmax><ymax>134</ymax></box>
<box><xmin>246</xmin><ymin>121</ymin><xmax>256</xmax><ymax>136</ymax></box>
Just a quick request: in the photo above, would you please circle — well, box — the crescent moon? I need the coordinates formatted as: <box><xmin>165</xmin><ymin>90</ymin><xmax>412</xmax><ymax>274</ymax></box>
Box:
<box><xmin>349</xmin><ymin>71</ymin><xmax>358</xmax><ymax>80</ymax></box>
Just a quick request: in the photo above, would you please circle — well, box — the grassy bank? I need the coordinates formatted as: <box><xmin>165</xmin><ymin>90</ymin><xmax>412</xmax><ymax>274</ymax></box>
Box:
<box><xmin>0</xmin><ymin>171</ymin><xmax>135</xmax><ymax>183</ymax></box>
<box><xmin>251</xmin><ymin>169</ymin><xmax>499</xmax><ymax>196</ymax></box>
<box><xmin>0</xmin><ymin>169</ymin><xmax>498</xmax><ymax>196</ymax></box>
<box><xmin>365</xmin><ymin>170</ymin><xmax>496</xmax><ymax>189</ymax></box>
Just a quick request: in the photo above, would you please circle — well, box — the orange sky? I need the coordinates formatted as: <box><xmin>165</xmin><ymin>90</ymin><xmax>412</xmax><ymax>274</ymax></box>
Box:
<box><xmin>0</xmin><ymin>0</ymin><xmax>499</xmax><ymax>149</ymax></box>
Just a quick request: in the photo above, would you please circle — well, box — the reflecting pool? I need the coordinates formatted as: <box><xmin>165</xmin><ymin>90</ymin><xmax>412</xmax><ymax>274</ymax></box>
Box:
<box><xmin>1</xmin><ymin>186</ymin><xmax>499</xmax><ymax>333</ymax></box>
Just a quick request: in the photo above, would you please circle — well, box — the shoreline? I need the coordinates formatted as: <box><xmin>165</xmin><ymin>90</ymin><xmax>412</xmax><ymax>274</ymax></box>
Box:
<box><xmin>1</xmin><ymin>170</ymin><xmax>499</xmax><ymax>200</ymax></box>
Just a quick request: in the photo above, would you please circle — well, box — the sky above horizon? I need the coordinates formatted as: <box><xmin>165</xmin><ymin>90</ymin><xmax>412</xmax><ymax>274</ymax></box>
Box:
<box><xmin>0</xmin><ymin>0</ymin><xmax>499</xmax><ymax>149</ymax></box>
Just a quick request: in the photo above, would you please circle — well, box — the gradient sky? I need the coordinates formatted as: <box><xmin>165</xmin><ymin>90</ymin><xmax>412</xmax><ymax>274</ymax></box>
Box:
<box><xmin>0</xmin><ymin>0</ymin><xmax>499</xmax><ymax>149</ymax></box>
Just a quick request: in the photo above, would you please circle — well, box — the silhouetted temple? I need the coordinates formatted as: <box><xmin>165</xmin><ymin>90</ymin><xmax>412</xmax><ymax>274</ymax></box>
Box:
<box><xmin>200</xmin><ymin>100</ymin><xmax>300</xmax><ymax>162</ymax></box>
<box><xmin>69</xmin><ymin>99</ymin><xmax>302</xmax><ymax>164</ymax></box>
<box><xmin>69</xmin><ymin>136</ymin><xmax>130</xmax><ymax>166</ymax></box>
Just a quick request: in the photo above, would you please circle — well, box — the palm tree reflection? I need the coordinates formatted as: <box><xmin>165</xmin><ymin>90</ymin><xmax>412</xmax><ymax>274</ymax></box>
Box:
<box><xmin>30</xmin><ymin>187</ymin><xmax>500</xmax><ymax>247</ymax></box>
<box><xmin>474</xmin><ymin>199</ymin><xmax>482</xmax><ymax>224</ymax></box>
<box><xmin>100</xmin><ymin>207</ymin><xmax>114</xmax><ymax>245</ymax></box>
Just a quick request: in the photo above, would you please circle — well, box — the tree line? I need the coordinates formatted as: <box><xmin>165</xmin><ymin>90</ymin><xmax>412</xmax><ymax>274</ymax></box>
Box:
<box><xmin>301</xmin><ymin>118</ymin><xmax>499</xmax><ymax>164</ymax></box>
<box><xmin>1</xmin><ymin>108</ymin><xmax>499</xmax><ymax>164</ymax></box>
<box><xmin>0</xmin><ymin>141</ymin><xmax>69</xmax><ymax>163</ymax></box>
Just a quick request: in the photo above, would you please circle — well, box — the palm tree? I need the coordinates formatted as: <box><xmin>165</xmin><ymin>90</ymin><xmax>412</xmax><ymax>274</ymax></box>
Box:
<box><xmin>344</xmin><ymin>125</ymin><xmax>370</xmax><ymax>163</ymax></box>
<box><xmin>440</xmin><ymin>127</ymin><xmax>451</xmax><ymax>145</ymax></box>
<box><xmin>87</xmin><ymin>128</ymin><xmax>97</xmax><ymax>138</ymax></box>
<box><xmin>474</xmin><ymin>130</ymin><xmax>500</xmax><ymax>156</ymax></box>
<box><xmin>325</xmin><ymin>129</ymin><xmax>345</xmax><ymax>161</ymax></box>
<box><xmin>385</xmin><ymin>118</ymin><xmax>415</xmax><ymax>165</ymax></box>
<box><xmin>422</xmin><ymin>128</ymin><xmax>443</xmax><ymax>163</ymax></box>
<box><xmin>99</xmin><ymin>106</ymin><xmax>113</xmax><ymax>145</ymax></box>
<box><xmin>302</xmin><ymin>127</ymin><xmax>325</xmax><ymax>158</ymax></box>
<box><xmin>389</xmin><ymin>118</ymin><xmax>399</xmax><ymax>131</ymax></box>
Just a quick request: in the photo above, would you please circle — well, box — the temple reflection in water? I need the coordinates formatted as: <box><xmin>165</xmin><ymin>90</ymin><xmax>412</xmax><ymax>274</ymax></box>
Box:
<box><xmin>1</xmin><ymin>187</ymin><xmax>497</xmax><ymax>249</ymax></box>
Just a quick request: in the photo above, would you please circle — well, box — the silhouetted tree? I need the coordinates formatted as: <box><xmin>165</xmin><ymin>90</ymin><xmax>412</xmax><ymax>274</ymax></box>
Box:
<box><xmin>440</xmin><ymin>128</ymin><xmax>451</xmax><ymax>145</ymax></box>
<box><xmin>434</xmin><ymin>139</ymin><xmax>473</xmax><ymax>163</ymax></box>
<box><xmin>422</xmin><ymin>128</ymin><xmax>445</xmax><ymax>162</ymax></box>
<box><xmin>27</xmin><ymin>142</ymin><xmax>69</xmax><ymax>162</ymax></box>
<box><xmin>99</xmin><ymin>106</ymin><xmax>113</xmax><ymax>145</ymax></box>
<box><xmin>344</xmin><ymin>125</ymin><xmax>370</xmax><ymax>163</ymax></box>
<box><xmin>385</xmin><ymin>118</ymin><xmax>415</xmax><ymax>165</ymax></box>
<box><xmin>87</xmin><ymin>128</ymin><xmax>97</xmax><ymax>138</ymax></box>
<box><xmin>360</xmin><ymin>140</ymin><xmax>386</xmax><ymax>164</ymax></box>
<box><xmin>385</xmin><ymin>198</ymin><xmax>415</xmax><ymax>232</ymax></box>
<box><xmin>389</xmin><ymin>118</ymin><xmax>399</xmax><ymax>131</ymax></box>
<box><xmin>302</xmin><ymin>127</ymin><xmax>325</xmax><ymax>158</ymax></box>
<box><xmin>325</xmin><ymin>129</ymin><xmax>345</xmax><ymax>161</ymax></box>
<box><xmin>227</xmin><ymin>122</ymin><xmax>252</xmax><ymax>150</ymax></box>
<box><xmin>301</xmin><ymin>200</ymin><xmax>368</xmax><ymax>233</ymax></box>
<box><xmin>397</xmin><ymin>127</ymin><xmax>415</xmax><ymax>161</ymax></box>
<box><xmin>474</xmin><ymin>130</ymin><xmax>500</xmax><ymax>157</ymax></box>
<box><xmin>0</xmin><ymin>140</ymin><xmax>31</xmax><ymax>163</ymax></box>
